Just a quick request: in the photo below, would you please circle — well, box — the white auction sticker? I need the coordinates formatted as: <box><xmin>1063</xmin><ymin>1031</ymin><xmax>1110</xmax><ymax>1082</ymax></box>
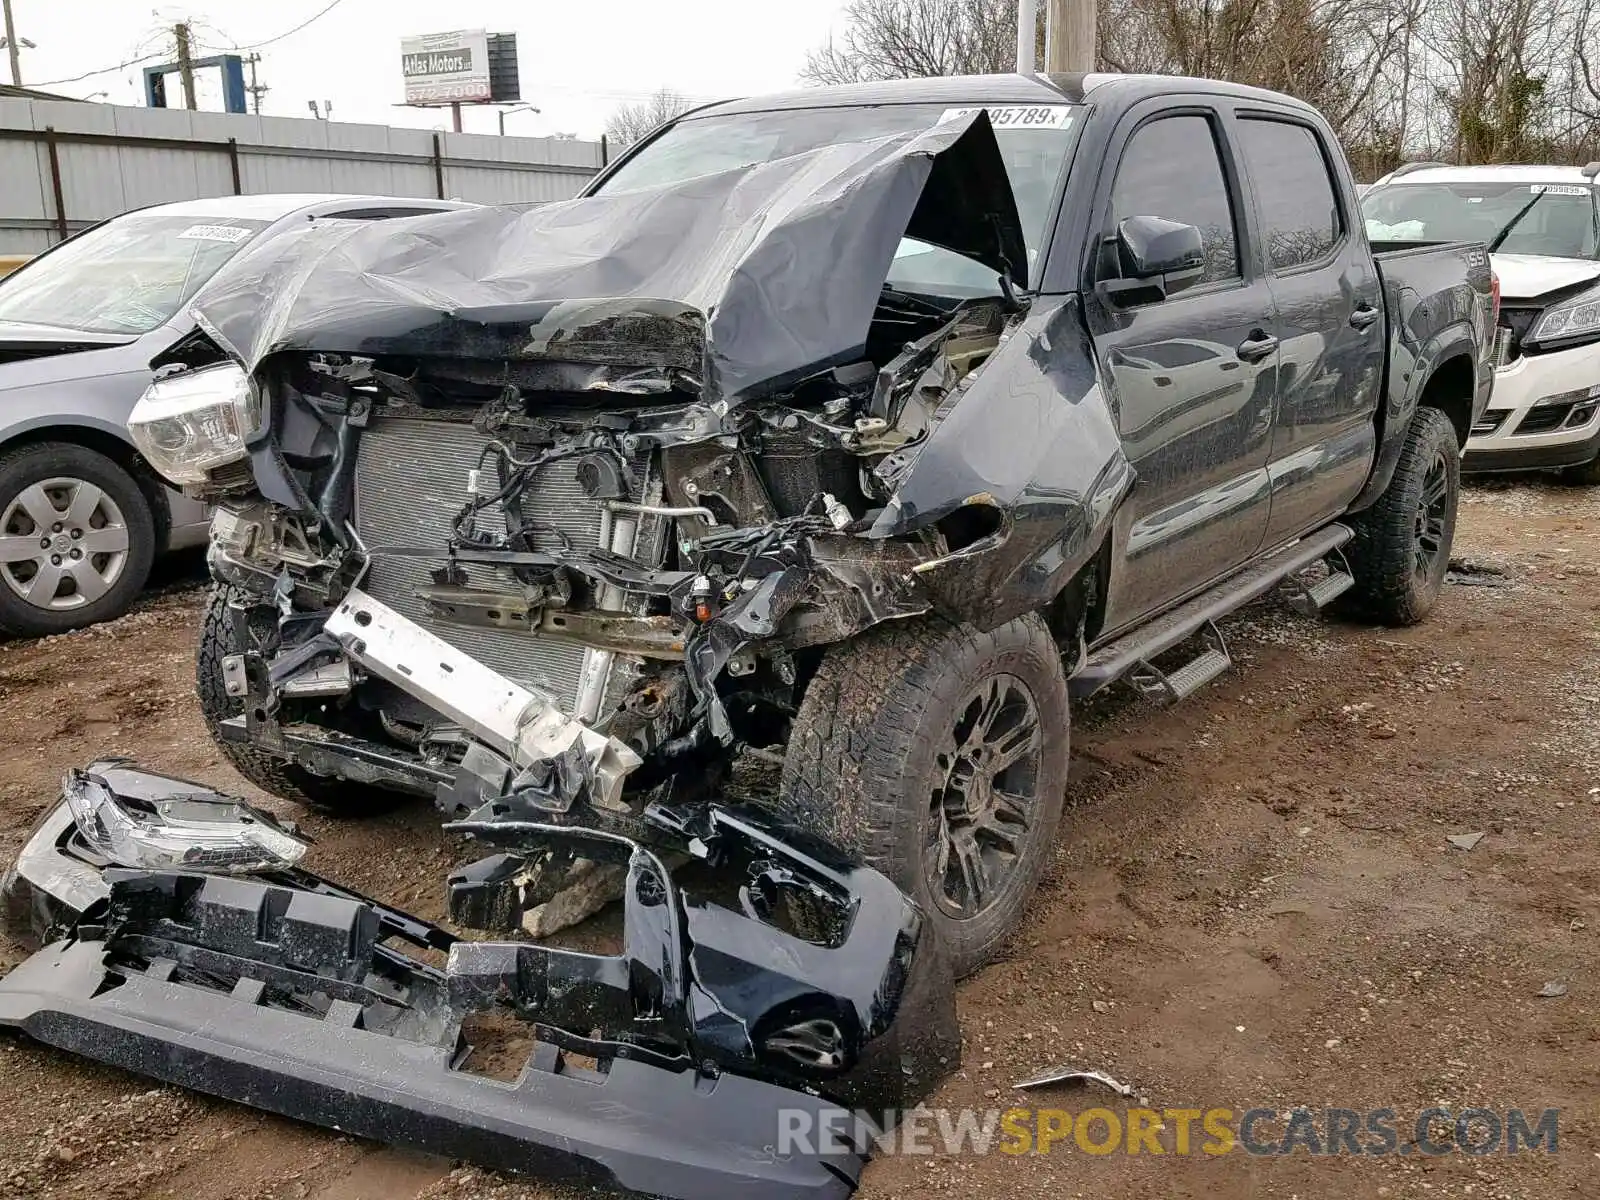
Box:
<box><xmin>940</xmin><ymin>105</ymin><xmax>1074</xmax><ymax>129</ymax></box>
<box><xmin>176</xmin><ymin>224</ymin><xmax>255</xmax><ymax>243</ymax></box>
<box><xmin>1530</xmin><ymin>184</ymin><xmax>1590</xmax><ymax>195</ymax></box>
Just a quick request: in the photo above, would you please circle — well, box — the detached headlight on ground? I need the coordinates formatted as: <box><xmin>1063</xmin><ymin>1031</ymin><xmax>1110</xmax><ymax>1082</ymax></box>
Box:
<box><xmin>63</xmin><ymin>767</ymin><xmax>307</xmax><ymax>873</ymax></box>
<box><xmin>1530</xmin><ymin>286</ymin><xmax>1600</xmax><ymax>344</ymax></box>
<box><xmin>128</xmin><ymin>362</ymin><xmax>258</xmax><ymax>486</ymax></box>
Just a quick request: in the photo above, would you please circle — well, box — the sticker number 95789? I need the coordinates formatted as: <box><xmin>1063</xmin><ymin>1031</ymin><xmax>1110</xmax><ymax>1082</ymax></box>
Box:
<box><xmin>940</xmin><ymin>105</ymin><xmax>1075</xmax><ymax>129</ymax></box>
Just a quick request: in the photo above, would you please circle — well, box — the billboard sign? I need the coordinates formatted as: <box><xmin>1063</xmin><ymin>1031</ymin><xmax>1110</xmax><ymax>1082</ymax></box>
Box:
<box><xmin>401</xmin><ymin>30</ymin><xmax>491</xmax><ymax>105</ymax></box>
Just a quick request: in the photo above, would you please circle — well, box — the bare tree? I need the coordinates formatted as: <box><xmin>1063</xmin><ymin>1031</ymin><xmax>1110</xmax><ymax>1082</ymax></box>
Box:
<box><xmin>605</xmin><ymin>89</ymin><xmax>695</xmax><ymax>148</ymax></box>
<box><xmin>810</xmin><ymin>0</ymin><xmax>1600</xmax><ymax>168</ymax></box>
<box><xmin>802</xmin><ymin>0</ymin><xmax>1039</xmax><ymax>83</ymax></box>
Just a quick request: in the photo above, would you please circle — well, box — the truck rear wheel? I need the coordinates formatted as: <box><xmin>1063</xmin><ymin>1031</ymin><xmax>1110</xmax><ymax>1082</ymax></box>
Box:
<box><xmin>777</xmin><ymin>614</ymin><xmax>1070</xmax><ymax>978</ymax></box>
<box><xmin>1341</xmin><ymin>406</ymin><xmax>1460</xmax><ymax>626</ymax></box>
<box><xmin>197</xmin><ymin>585</ymin><xmax>401</xmax><ymax>817</ymax></box>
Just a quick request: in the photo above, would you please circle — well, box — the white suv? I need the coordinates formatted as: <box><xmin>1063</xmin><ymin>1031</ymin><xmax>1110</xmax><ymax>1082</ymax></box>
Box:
<box><xmin>1363</xmin><ymin>163</ymin><xmax>1600</xmax><ymax>482</ymax></box>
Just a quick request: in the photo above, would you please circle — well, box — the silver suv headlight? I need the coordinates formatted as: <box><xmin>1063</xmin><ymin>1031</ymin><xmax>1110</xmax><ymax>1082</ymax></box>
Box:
<box><xmin>128</xmin><ymin>362</ymin><xmax>259</xmax><ymax>486</ymax></box>
<box><xmin>1530</xmin><ymin>285</ymin><xmax>1600</xmax><ymax>344</ymax></box>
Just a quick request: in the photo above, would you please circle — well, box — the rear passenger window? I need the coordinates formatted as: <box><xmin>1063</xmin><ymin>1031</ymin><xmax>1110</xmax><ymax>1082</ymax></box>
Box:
<box><xmin>1110</xmin><ymin>115</ymin><xmax>1239</xmax><ymax>285</ymax></box>
<box><xmin>1237</xmin><ymin>119</ymin><xmax>1342</xmax><ymax>270</ymax></box>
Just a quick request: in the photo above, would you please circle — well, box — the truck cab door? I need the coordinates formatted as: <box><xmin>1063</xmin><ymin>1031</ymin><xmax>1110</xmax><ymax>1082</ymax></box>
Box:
<box><xmin>1083</xmin><ymin>107</ymin><xmax>1278</xmax><ymax>634</ymax></box>
<box><xmin>1229</xmin><ymin>110</ymin><xmax>1384</xmax><ymax>547</ymax></box>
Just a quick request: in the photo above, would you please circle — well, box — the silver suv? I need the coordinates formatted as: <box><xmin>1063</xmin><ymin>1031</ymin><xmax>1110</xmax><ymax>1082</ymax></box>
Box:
<box><xmin>0</xmin><ymin>193</ymin><xmax>470</xmax><ymax>636</ymax></box>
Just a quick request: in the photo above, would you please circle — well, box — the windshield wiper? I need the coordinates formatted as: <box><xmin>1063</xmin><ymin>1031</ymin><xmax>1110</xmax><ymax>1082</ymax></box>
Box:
<box><xmin>1488</xmin><ymin>190</ymin><xmax>1549</xmax><ymax>251</ymax></box>
<box><xmin>879</xmin><ymin>283</ymin><xmax>955</xmax><ymax>317</ymax></box>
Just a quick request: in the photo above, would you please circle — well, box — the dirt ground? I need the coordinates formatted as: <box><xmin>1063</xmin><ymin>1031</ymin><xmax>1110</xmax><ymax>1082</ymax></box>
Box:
<box><xmin>0</xmin><ymin>475</ymin><xmax>1596</xmax><ymax>1200</ymax></box>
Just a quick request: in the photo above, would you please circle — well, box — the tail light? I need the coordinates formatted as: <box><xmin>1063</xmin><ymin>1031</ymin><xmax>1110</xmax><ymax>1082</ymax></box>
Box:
<box><xmin>1487</xmin><ymin>269</ymin><xmax>1504</xmax><ymax>365</ymax></box>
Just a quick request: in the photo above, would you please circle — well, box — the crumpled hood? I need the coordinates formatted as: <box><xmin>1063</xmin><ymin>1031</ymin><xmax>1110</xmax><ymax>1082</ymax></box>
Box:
<box><xmin>1491</xmin><ymin>252</ymin><xmax>1600</xmax><ymax>300</ymax></box>
<box><xmin>191</xmin><ymin>110</ymin><xmax>1025</xmax><ymax>407</ymax></box>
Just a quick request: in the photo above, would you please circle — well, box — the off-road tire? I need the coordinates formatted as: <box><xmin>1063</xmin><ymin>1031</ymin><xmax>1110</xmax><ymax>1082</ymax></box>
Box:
<box><xmin>197</xmin><ymin>585</ymin><xmax>401</xmax><ymax>816</ymax></box>
<box><xmin>1558</xmin><ymin>454</ymin><xmax>1600</xmax><ymax>485</ymax></box>
<box><xmin>0</xmin><ymin>442</ymin><xmax>156</xmax><ymax>638</ymax></box>
<box><xmin>777</xmin><ymin>613</ymin><xmax>1070</xmax><ymax>978</ymax></box>
<box><xmin>1340</xmin><ymin>407</ymin><xmax>1460</xmax><ymax>627</ymax></box>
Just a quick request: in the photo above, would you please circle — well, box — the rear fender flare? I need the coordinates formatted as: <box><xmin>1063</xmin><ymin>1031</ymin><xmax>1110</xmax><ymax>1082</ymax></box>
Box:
<box><xmin>1348</xmin><ymin>325</ymin><xmax>1477</xmax><ymax>514</ymax></box>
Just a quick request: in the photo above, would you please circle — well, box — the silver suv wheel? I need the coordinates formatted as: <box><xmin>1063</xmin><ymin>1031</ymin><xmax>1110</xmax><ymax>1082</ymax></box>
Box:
<box><xmin>0</xmin><ymin>476</ymin><xmax>132</xmax><ymax>611</ymax></box>
<box><xmin>0</xmin><ymin>441</ymin><xmax>154</xmax><ymax>637</ymax></box>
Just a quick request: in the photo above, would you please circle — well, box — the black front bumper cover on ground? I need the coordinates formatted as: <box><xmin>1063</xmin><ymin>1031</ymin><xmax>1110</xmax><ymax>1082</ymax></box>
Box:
<box><xmin>0</xmin><ymin>763</ymin><xmax>960</xmax><ymax>1199</ymax></box>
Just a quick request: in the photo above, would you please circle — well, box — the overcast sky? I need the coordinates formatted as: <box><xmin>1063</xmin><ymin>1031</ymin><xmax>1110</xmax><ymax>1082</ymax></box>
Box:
<box><xmin>8</xmin><ymin>0</ymin><xmax>852</xmax><ymax>138</ymax></box>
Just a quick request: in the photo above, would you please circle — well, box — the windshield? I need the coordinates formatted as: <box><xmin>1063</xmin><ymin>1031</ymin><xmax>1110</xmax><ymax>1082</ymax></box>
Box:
<box><xmin>0</xmin><ymin>213</ymin><xmax>271</xmax><ymax>335</ymax></box>
<box><xmin>593</xmin><ymin>103</ymin><xmax>1079</xmax><ymax>297</ymax></box>
<box><xmin>1363</xmin><ymin>181</ymin><xmax>1600</xmax><ymax>258</ymax></box>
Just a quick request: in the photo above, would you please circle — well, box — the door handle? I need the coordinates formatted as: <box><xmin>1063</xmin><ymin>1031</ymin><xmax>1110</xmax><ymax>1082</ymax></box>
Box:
<box><xmin>1349</xmin><ymin>304</ymin><xmax>1381</xmax><ymax>331</ymax></box>
<box><xmin>1236</xmin><ymin>332</ymin><xmax>1279</xmax><ymax>362</ymax></box>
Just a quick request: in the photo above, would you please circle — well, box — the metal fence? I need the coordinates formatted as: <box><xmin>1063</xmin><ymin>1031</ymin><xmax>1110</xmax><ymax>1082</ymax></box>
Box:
<box><xmin>0</xmin><ymin>98</ymin><xmax>606</xmax><ymax>255</ymax></box>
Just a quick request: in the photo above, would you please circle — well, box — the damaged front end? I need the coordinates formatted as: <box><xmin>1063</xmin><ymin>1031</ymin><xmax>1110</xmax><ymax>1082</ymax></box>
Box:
<box><xmin>0</xmin><ymin>763</ymin><xmax>960</xmax><ymax>1198</ymax></box>
<box><xmin>127</xmin><ymin>106</ymin><xmax>1129</xmax><ymax>833</ymax></box>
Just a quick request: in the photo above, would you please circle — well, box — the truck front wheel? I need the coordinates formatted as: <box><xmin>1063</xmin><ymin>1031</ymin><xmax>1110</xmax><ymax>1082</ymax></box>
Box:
<box><xmin>1341</xmin><ymin>406</ymin><xmax>1460</xmax><ymax>626</ymax></box>
<box><xmin>777</xmin><ymin>614</ymin><xmax>1070</xmax><ymax>978</ymax></box>
<box><xmin>197</xmin><ymin>585</ymin><xmax>401</xmax><ymax>817</ymax></box>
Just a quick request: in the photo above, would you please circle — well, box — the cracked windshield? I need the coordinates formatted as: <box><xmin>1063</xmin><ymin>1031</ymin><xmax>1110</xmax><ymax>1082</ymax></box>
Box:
<box><xmin>0</xmin><ymin>214</ymin><xmax>268</xmax><ymax>334</ymax></box>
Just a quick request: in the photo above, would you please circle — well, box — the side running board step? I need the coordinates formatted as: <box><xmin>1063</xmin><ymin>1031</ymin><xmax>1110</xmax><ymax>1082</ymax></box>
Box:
<box><xmin>1286</xmin><ymin>547</ymin><xmax>1355</xmax><ymax>617</ymax></box>
<box><xmin>1127</xmin><ymin>622</ymin><xmax>1231</xmax><ymax>704</ymax></box>
<box><xmin>1071</xmin><ymin>523</ymin><xmax>1354</xmax><ymax>700</ymax></box>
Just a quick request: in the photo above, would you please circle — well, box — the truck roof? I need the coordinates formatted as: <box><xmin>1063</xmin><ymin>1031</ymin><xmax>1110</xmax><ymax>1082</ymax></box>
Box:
<box><xmin>693</xmin><ymin>72</ymin><xmax>1320</xmax><ymax>119</ymax></box>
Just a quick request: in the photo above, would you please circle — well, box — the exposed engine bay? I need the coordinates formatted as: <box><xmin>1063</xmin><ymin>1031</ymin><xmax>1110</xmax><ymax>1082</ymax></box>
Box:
<box><xmin>206</xmin><ymin>292</ymin><xmax>1015</xmax><ymax>820</ymax></box>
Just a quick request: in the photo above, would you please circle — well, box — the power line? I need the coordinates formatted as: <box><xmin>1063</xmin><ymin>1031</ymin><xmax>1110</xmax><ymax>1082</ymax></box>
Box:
<box><xmin>31</xmin><ymin>50</ymin><xmax>166</xmax><ymax>88</ymax></box>
<box><xmin>234</xmin><ymin>0</ymin><xmax>348</xmax><ymax>52</ymax></box>
<box><xmin>29</xmin><ymin>0</ymin><xmax>348</xmax><ymax>87</ymax></box>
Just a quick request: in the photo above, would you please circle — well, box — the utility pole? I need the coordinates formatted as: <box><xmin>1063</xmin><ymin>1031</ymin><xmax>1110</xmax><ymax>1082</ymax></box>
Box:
<box><xmin>1046</xmin><ymin>0</ymin><xmax>1096</xmax><ymax>73</ymax></box>
<box><xmin>1016</xmin><ymin>0</ymin><xmax>1037</xmax><ymax>74</ymax></box>
<box><xmin>2</xmin><ymin>0</ymin><xmax>23</xmax><ymax>86</ymax></box>
<box><xmin>244</xmin><ymin>52</ymin><xmax>267</xmax><ymax>115</ymax></box>
<box><xmin>173</xmin><ymin>21</ymin><xmax>197</xmax><ymax>110</ymax></box>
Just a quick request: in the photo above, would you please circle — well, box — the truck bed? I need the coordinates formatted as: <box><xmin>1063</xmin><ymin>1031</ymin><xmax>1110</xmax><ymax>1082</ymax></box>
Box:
<box><xmin>1370</xmin><ymin>237</ymin><xmax>1495</xmax><ymax>428</ymax></box>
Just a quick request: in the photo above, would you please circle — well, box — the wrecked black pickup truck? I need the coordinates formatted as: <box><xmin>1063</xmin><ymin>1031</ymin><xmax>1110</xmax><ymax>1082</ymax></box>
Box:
<box><xmin>140</xmin><ymin>73</ymin><xmax>1490</xmax><ymax>978</ymax></box>
<box><xmin>0</xmin><ymin>72</ymin><xmax>1497</xmax><ymax>1198</ymax></box>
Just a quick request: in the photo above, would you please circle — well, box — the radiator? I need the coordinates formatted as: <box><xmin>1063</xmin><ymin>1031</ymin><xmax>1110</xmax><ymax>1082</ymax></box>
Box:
<box><xmin>352</xmin><ymin>411</ymin><xmax>659</xmax><ymax>718</ymax></box>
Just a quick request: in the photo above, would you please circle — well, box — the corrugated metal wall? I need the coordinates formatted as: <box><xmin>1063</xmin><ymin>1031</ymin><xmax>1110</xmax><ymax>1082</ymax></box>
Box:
<box><xmin>0</xmin><ymin>99</ymin><xmax>605</xmax><ymax>255</ymax></box>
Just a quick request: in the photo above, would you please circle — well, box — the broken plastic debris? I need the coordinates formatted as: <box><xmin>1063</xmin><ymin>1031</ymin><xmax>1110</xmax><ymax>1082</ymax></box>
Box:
<box><xmin>1014</xmin><ymin>1066</ymin><xmax>1137</xmax><ymax>1097</ymax></box>
<box><xmin>1446</xmin><ymin>832</ymin><xmax>1485</xmax><ymax>851</ymax></box>
<box><xmin>1538</xmin><ymin>980</ymin><xmax>1569</xmax><ymax>998</ymax></box>
<box><xmin>821</xmin><ymin>492</ymin><xmax>853</xmax><ymax>530</ymax></box>
<box><xmin>63</xmin><ymin>767</ymin><xmax>308</xmax><ymax>874</ymax></box>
